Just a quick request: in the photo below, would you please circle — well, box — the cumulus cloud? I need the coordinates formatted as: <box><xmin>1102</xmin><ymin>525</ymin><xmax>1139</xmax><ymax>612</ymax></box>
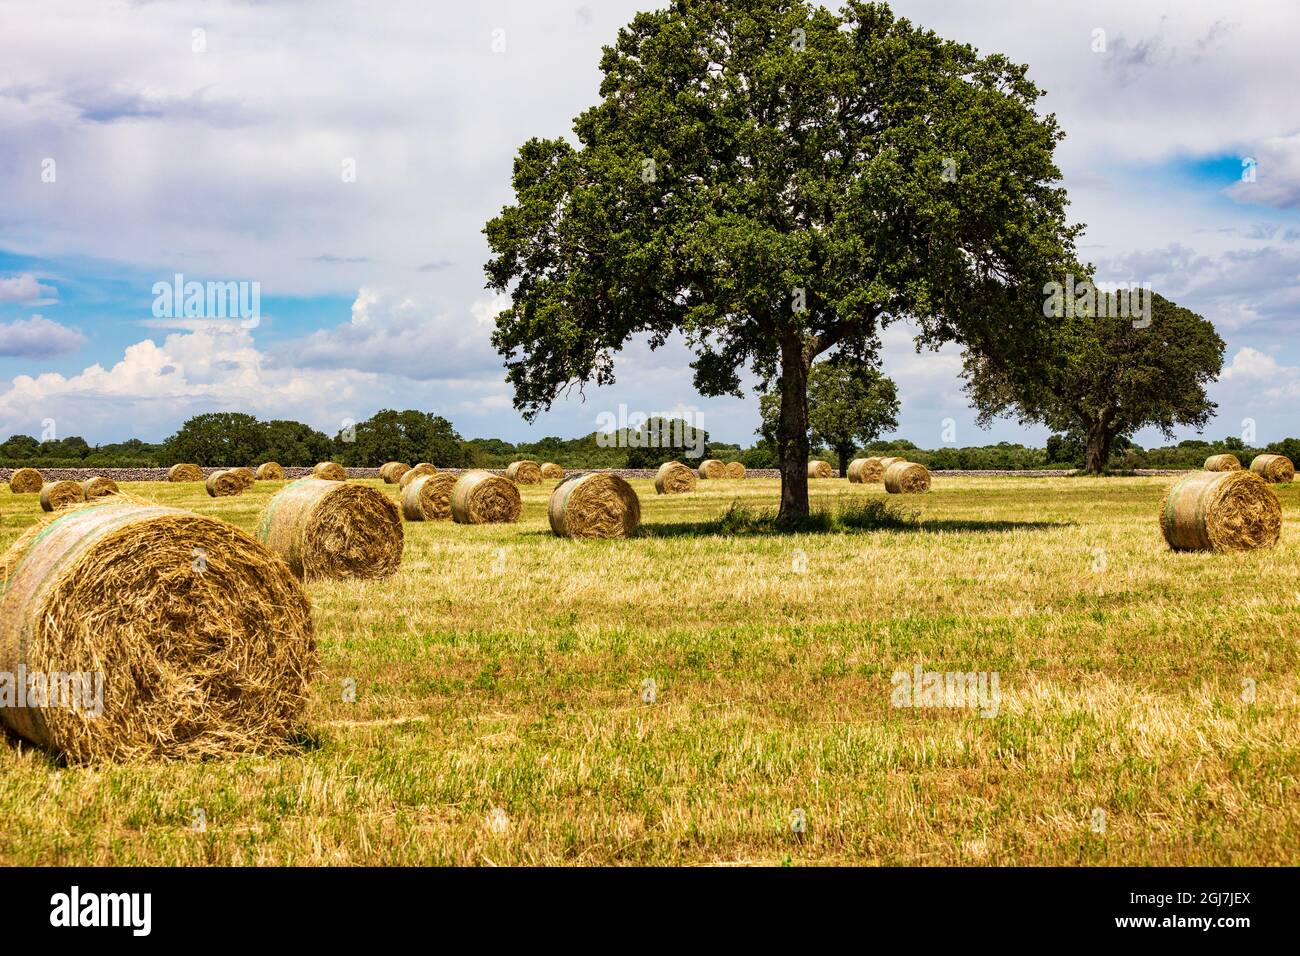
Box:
<box><xmin>0</xmin><ymin>273</ymin><xmax>57</xmax><ymax>303</ymax></box>
<box><xmin>1227</xmin><ymin>133</ymin><xmax>1300</xmax><ymax>210</ymax></box>
<box><xmin>0</xmin><ymin>314</ymin><xmax>85</xmax><ymax>358</ymax></box>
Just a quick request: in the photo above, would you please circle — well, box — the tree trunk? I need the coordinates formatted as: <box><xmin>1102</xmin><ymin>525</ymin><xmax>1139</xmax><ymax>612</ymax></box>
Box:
<box><xmin>777</xmin><ymin>333</ymin><xmax>811</xmax><ymax>524</ymax></box>
<box><xmin>837</xmin><ymin>446</ymin><xmax>851</xmax><ymax>478</ymax></box>
<box><xmin>1084</xmin><ymin>417</ymin><xmax>1113</xmax><ymax>473</ymax></box>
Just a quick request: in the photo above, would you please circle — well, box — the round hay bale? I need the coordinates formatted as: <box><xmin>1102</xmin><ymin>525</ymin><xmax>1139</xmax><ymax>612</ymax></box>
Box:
<box><xmin>540</xmin><ymin>462</ymin><xmax>565</xmax><ymax>480</ymax></box>
<box><xmin>400</xmin><ymin>472</ymin><xmax>458</xmax><ymax>521</ymax></box>
<box><xmin>255</xmin><ymin>462</ymin><xmax>285</xmax><ymax>481</ymax></box>
<box><xmin>166</xmin><ymin>463</ymin><xmax>203</xmax><ymax>482</ymax></box>
<box><xmin>808</xmin><ymin>460</ymin><xmax>834</xmax><ymax>479</ymax></box>
<box><xmin>40</xmin><ymin>480</ymin><xmax>86</xmax><ymax>512</ymax></box>
<box><xmin>878</xmin><ymin>456</ymin><xmax>904</xmax><ymax>470</ymax></box>
<box><xmin>450</xmin><ymin>471</ymin><xmax>522</xmax><ymax>525</ymax></box>
<box><xmin>257</xmin><ymin>478</ymin><xmax>403</xmax><ymax>580</ymax></box>
<box><xmin>380</xmin><ymin>461</ymin><xmax>410</xmax><ymax>484</ymax></box>
<box><xmin>724</xmin><ymin>462</ymin><xmax>746</xmax><ymax>479</ymax></box>
<box><xmin>80</xmin><ymin>476</ymin><xmax>119</xmax><ymax>500</ymax></box>
<box><xmin>1250</xmin><ymin>454</ymin><xmax>1294</xmax><ymax>484</ymax></box>
<box><xmin>8</xmin><ymin>467</ymin><xmax>43</xmax><ymax>494</ymax></box>
<box><xmin>205</xmin><ymin>469</ymin><xmax>245</xmax><ymax>498</ymax></box>
<box><xmin>0</xmin><ymin>498</ymin><xmax>316</xmax><ymax>762</ymax></box>
<box><xmin>505</xmin><ymin>460</ymin><xmax>543</xmax><ymax>484</ymax></box>
<box><xmin>847</xmin><ymin>457</ymin><xmax>884</xmax><ymax>484</ymax></box>
<box><xmin>698</xmin><ymin>459</ymin><xmax>726</xmax><ymax>480</ymax></box>
<box><xmin>312</xmin><ymin>461</ymin><xmax>347</xmax><ymax>481</ymax></box>
<box><xmin>1204</xmin><ymin>454</ymin><xmax>1241</xmax><ymax>472</ymax></box>
<box><xmin>549</xmin><ymin>473</ymin><xmax>641</xmax><ymax>539</ymax></box>
<box><xmin>1159</xmin><ymin>470</ymin><xmax>1281</xmax><ymax>553</ymax></box>
<box><xmin>655</xmin><ymin>461</ymin><xmax>697</xmax><ymax>495</ymax></box>
<box><xmin>229</xmin><ymin>467</ymin><xmax>256</xmax><ymax>490</ymax></box>
<box><xmin>884</xmin><ymin>461</ymin><xmax>931</xmax><ymax>494</ymax></box>
<box><xmin>398</xmin><ymin>462</ymin><xmax>437</xmax><ymax>489</ymax></box>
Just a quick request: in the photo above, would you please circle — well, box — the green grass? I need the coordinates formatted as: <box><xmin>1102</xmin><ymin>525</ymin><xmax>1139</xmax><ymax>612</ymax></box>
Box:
<box><xmin>1</xmin><ymin>475</ymin><xmax>1297</xmax><ymax>865</ymax></box>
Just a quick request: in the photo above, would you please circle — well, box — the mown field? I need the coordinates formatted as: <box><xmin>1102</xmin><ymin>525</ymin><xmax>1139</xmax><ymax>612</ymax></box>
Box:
<box><xmin>0</xmin><ymin>475</ymin><xmax>1296</xmax><ymax>866</ymax></box>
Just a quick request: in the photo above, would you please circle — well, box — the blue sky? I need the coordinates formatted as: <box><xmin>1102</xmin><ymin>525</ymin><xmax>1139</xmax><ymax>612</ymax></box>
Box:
<box><xmin>1</xmin><ymin>0</ymin><xmax>1297</xmax><ymax>448</ymax></box>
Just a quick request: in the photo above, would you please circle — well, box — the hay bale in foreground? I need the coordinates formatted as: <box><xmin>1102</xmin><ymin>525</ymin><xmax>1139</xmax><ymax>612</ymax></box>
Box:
<box><xmin>399</xmin><ymin>462</ymin><xmax>437</xmax><ymax>489</ymax></box>
<box><xmin>450</xmin><ymin>471</ymin><xmax>522</xmax><ymax>525</ymax></box>
<box><xmin>312</xmin><ymin>461</ymin><xmax>347</xmax><ymax>481</ymax></box>
<box><xmin>40</xmin><ymin>480</ymin><xmax>86</xmax><ymax>512</ymax></box>
<box><xmin>380</xmin><ymin>461</ymin><xmax>410</xmax><ymax>484</ymax></box>
<box><xmin>878</xmin><ymin>456</ymin><xmax>904</xmax><ymax>471</ymax></box>
<box><xmin>540</xmin><ymin>462</ymin><xmax>565</xmax><ymax>480</ymax></box>
<box><xmin>1204</xmin><ymin>454</ymin><xmax>1241</xmax><ymax>472</ymax></box>
<box><xmin>724</xmin><ymin>462</ymin><xmax>746</xmax><ymax>479</ymax></box>
<box><xmin>549</xmin><ymin>473</ymin><xmax>641</xmax><ymax>539</ymax></box>
<box><xmin>1159</xmin><ymin>470</ymin><xmax>1281</xmax><ymax>553</ymax></box>
<box><xmin>697</xmin><ymin>459</ymin><xmax>726</xmax><ymax>480</ymax></box>
<box><xmin>808</xmin><ymin>460</ymin><xmax>834</xmax><ymax>479</ymax></box>
<box><xmin>400</xmin><ymin>472</ymin><xmax>458</xmax><ymax>521</ymax></box>
<box><xmin>655</xmin><ymin>461</ymin><xmax>697</xmax><ymax>495</ymax></box>
<box><xmin>255</xmin><ymin>462</ymin><xmax>285</xmax><ymax>481</ymax></box>
<box><xmin>0</xmin><ymin>498</ymin><xmax>316</xmax><ymax>762</ymax></box>
<box><xmin>80</xmin><ymin>476</ymin><xmax>119</xmax><ymax>500</ymax></box>
<box><xmin>505</xmin><ymin>460</ymin><xmax>543</xmax><ymax>484</ymax></box>
<box><xmin>205</xmin><ymin>469</ymin><xmax>245</xmax><ymax>498</ymax></box>
<box><xmin>8</xmin><ymin>467</ymin><xmax>43</xmax><ymax>494</ymax></box>
<box><xmin>1250</xmin><ymin>454</ymin><xmax>1295</xmax><ymax>484</ymax></box>
<box><xmin>847</xmin><ymin>457</ymin><xmax>885</xmax><ymax>484</ymax></box>
<box><xmin>884</xmin><ymin>461</ymin><xmax>931</xmax><ymax>494</ymax></box>
<box><xmin>257</xmin><ymin>478</ymin><xmax>403</xmax><ymax>580</ymax></box>
<box><xmin>167</xmin><ymin>463</ymin><xmax>203</xmax><ymax>482</ymax></box>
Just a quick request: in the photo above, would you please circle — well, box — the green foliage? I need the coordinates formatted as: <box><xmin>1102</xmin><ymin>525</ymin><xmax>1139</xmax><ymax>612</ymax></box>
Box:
<box><xmin>679</xmin><ymin>496</ymin><xmax>918</xmax><ymax>535</ymax></box>
<box><xmin>333</xmin><ymin>409</ymin><xmax>471</xmax><ymax>468</ymax></box>
<box><xmin>623</xmin><ymin>417</ymin><xmax>711</xmax><ymax>468</ymax></box>
<box><xmin>261</xmin><ymin>419</ymin><xmax>333</xmax><ymax>467</ymax></box>
<box><xmin>163</xmin><ymin>412</ymin><xmax>267</xmax><ymax>466</ymax></box>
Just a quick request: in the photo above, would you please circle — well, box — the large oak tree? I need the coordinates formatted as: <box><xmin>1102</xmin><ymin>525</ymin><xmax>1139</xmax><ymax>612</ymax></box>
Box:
<box><xmin>484</xmin><ymin>0</ymin><xmax>1077</xmax><ymax>520</ymax></box>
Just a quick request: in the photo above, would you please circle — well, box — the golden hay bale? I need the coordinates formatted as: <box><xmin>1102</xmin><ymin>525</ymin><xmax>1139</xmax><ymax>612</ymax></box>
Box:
<box><xmin>505</xmin><ymin>460</ymin><xmax>543</xmax><ymax>484</ymax></box>
<box><xmin>0</xmin><ymin>498</ymin><xmax>316</xmax><ymax>762</ymax></box>
<box><xmin>400</xmin><ymin>472</ymin><xmax>458</xmax><ymax>521</ymax></box>
<box><xmin>166</xmin><ymin>463</ymin><xmax>203</xmax><ymax>482</ymax></box>
<box><xmin>450</xmin><ymin>471</ymin><xmax>522</xmax><ymax>525</ymax></box>
<box><xmin>40</xmin><ymin>480</ymin><xmax>86</xmax><ymax>512</ymax></box>
<box><xmin>1250</xmin><ymin>454</ymin><xmax>1295</xmax><ymax>484</ymax></box>
<box><xmin>654</xmin><ymin>461</ymin><xmax>697</xmax><ymax>495</ymax></box>
<box><xmin>540</xmin><ymin>462</ymin><xmax>566</xmax><ymax>480</ymax></box>
<box><xmin>312</xmin><ymin>461</ymin><xmax>347</xmax><ymax>481</ymax></box>
<box><xmin>1159</xmin><ymin>470</ymin><xmax>1281</xmax><ymax>553</ymax></box>
<box><xmin>255</xmin><ymin>462</ymin><xmax>285</xmax><ymax>481</ymax></box>
<box><xmin>549</xmin><ymin>473</ymin><xmax>641</xmax><ymax>539</ymax></box>
<box><xmin>808</xmin><ymin>460</ymin><xmax>834</xmax><ymax>479</ymax></box>
<box><xmin>883</xmin><ymin>460</ymin><xmax>931</xmax><ymax>494</ymax></box>
<box><xmin>398</xmin><ymin>462</ymin><xmax>437</xmax><ymax>489</ymax></box>
<box><xmin>380</xmin><ymin>461</ymin><xmax>410</xmax><ymax>484</ymax></box>
<box><xmin>205</xmin><ymin>469</ymin><xmax>245</xmax><ymax>498</ymax></box>
<box><xmin>724</xmin><ymin>461</ymin><xmax>746</xmax><ymax>479</ymax></box>
<box><xmin>878</xmin><ymin>456</ymin><xmax>904</xmax><ymax>470</ymax></box>
<box><xmin>698</xmin><ymin>459</ymin><xmax>726</xmax><ymax>480</ymax></box>
<box><xmin>80</xmin><ymin>476</ymin><xmax>119</xmax><ymax>500</ymax></box>
<box><xmin>1204</xmin><ymin>454</ymin><xmax>1241</xmax><ymax>472</ymax></box>
<box><xmin>847</xmin><ymin>457</ymin><xmax>884</xmax><ymax>484</ymax></box>
<box><xmin>8</xmin><ymin>467</ymin><xmax>43</xmax><ymax>494</ymax></box>
<box><xmin>229</xmin><ymin>466</ymin><xmax>256</xmax><ymax>489</ymax></box>
<box><xmin>257</xmin><ymin>478</ymin><xmax>403</xmax><ymax>580</ymax></box>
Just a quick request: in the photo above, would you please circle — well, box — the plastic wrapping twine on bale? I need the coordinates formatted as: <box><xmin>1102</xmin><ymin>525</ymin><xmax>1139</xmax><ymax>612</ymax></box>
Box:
<box><xmin>505</xmin><ymin>460</ymin><xmax>543</xmax><ymax>484</ymax></box>
<box><xmin>848</xmin><ymin>457</ymin><xmax>884</xmax><ymax>484</ymax></box>
<box><xmin>724</xmin><ymin>462</ymin><xmax>746</xmax><ymax>479</ymax></box>
<box><xmin>167</xmin><ymin>463</ymin><xmax>203</xmax><ymax>482</ymax></box>
<box><xmin>254</xmin><ymin>462</ymin><xmax>285</xmax><ymax>481</ymax></box>
<box><xmin>548</xmin><ymin>473</ymin><xmax>641</xmax><ymax>539</ymax></box>
<box><xmin>698</xmin><ymin>459</ymin><xmax>726</xmax><ymax>479</ymax></box>
<box><xmin>40</xmin><ymin>480</ymin><xmax>86</xmax><ymax>512</ymax></box>
<box><xmin>807</xmin><ymin>460</ymin><xmax>834</xmax><ymax>479</ymax></box>
<box><xmin>0</xmin><ymin>498</ymin><xmax>316</xmax><ymax>763</ymax></box>
<box><xmin>654</xmin><ymin>461</ymin><xmax>697</xmax><ymax>495</ymax></box>
<box><xmin>450</xmin><ymin>471</ymin><xmax>522</xmax><ymax>525</ymax></box>
<box><xmin>884</xmin><ymin>461</ymin><xmax>931</xmax><ymax>494</ymax></box>
<box><xmin>1204</xmin><ymin>454</ymin><xmax>1242</xmax><ymax>472</ymax></box>
<box><xmin>1159</xmin><ymin>470</ymin><xmax>1281</xmax><ymax>553</ymax></box>
<box><xmin>1250</xmin><ymin>454</ymin><xmax>1295</xmax><ymax>483</ymax></box>
<box><xmin>380</xmin><ymin>462</ymin><xmax>410</xmax><ymax>484</ymax></box>
<box><xmin>312</xmin><ymin>461</ymin><xmax>347</xmax><ymax>481</ymax></box>
<box><xmin>256</xmin><ymin>478</ymin><xmax>403</xmax><ymax>580</ymax></box>
<box><xmin>540</xmin><ymin>462</ymin><xmax>565</xmax><ymax>480</ymax></box>
<box><xmin>205</xmin><ymin>469</ymin><xmax>244</xmax><ymax>498</ymax></box>
<box><xmin>400</xmin><ymin>472</ymin><xmax>458</xmax><ymax>521</ymax></box>
<box><xmin>80</xmin><ymin>476</ymin><xmax>119</xmax><ymax>500</ymax></box>
<box><xmin>398</xmin><ymin>462</ymin><xmax>437</xmax><ymax>489</ymax></box>
<box><xmin>9</xmin><ymin>467</ymin><xmax>43</xmax><ymax>494</ymax></box>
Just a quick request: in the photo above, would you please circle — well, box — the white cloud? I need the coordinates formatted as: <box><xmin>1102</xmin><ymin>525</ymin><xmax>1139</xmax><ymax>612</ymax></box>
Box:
<box><xmin>0</xmin><ymin>314</ymin><xmax>85</xmax><ymax>358</ymax></box>
<box><xmin>0</xmin><ymin>273</ymin><xmax>57</xmax><ymax>303</ymax></box>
